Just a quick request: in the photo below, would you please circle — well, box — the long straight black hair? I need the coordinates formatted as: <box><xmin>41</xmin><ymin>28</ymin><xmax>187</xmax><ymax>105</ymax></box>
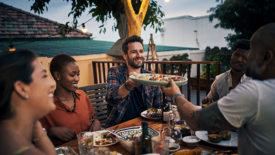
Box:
<box><xmin>0</xmin><ymin>50</ymin><xmax>37</xmax><ymax>121</ymax></box>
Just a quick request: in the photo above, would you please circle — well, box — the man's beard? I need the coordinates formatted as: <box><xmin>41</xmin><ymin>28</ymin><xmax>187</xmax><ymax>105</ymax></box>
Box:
<box><xmin>127</xmin><ymin>56</ymin><xmax>144</xmax><ymax>69</ymax></box>
<box><xmin>245</xmin><ymin>61</ymin><xmax>263</xmax><ymax>80</ymax></box>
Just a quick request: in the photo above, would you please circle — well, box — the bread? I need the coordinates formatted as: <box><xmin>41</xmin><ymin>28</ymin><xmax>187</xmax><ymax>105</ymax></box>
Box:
<box><xmin>219</xmin><ymin>130</ymin><xmax>231</xmax><ymax>140</ymax></box>
<box><xmin>174</xmin><ymin>148</ymin><xmax>201</xmax><ymax>155</ymax></box>
<box><xmin>208</xmin><ymin>134</ymin><xmax>222</xmax><ymax>143</ymax></box>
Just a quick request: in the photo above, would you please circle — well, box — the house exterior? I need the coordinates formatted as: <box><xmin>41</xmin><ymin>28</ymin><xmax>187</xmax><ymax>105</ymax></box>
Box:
<box><xmin>160</xmin><ymin>15</ymin><xmax>233</xmax><ymax>49</ymax></box>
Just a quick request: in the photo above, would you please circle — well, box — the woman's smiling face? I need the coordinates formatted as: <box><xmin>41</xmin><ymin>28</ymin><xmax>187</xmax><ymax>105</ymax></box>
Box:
<box><xmin>58</xmin><ymin>62</ymin><xmax>80</xmax><ymax>92</ymax></box>
<box><xmin>28</xmin><ymin>59</ymin><xmax>56</xmax><ymax>118</ymax></box>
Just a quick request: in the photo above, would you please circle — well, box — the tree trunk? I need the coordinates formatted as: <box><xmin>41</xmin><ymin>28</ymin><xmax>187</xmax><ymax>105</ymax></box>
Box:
<box><xmin>107</xmin><ymin>13</ymin><xmax>128</xmax><ymax>58</ymax></box>
<box><xmin>123</xmin><ymin>0</ymin><xmax>150</xmax><ymax>37</ymax></box>
<box><xmin>118</xmin><ymin>13</ymin><xmax>128</xmax><ymax>39</ymax></box>
<box><xmin>107</xmin><ymin>0</ymin><xmax>150</xmax><ymax>57</ymax></box>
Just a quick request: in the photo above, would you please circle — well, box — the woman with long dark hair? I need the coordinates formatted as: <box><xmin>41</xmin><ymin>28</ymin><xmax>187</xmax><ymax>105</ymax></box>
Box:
<box><xmin>0</xmin><ymin>50</ymin><xmax>56</xmax><ymax>154</ymax></box>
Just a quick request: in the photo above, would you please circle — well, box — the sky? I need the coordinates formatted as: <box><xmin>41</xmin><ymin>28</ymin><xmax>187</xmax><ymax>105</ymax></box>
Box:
<box><xmin>0</xmin><ymin>0</ymin><xmax>219</xmax><ymax>44</ymax></box>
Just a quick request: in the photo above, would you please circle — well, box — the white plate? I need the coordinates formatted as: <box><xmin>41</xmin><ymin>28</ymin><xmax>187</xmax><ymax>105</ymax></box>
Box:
<box><xmin>140</xmin><ymin>110</ymin><xmax>162</xmax><ymax>120</ymax></box>
<box><xmin>130</xmin><ymin>73</ymin><xmax>188</xmax><ymax>87</ymax></box>
<box><xmin>93</xmin><ymin>130</ymin><xmax>118</xmax><ymax>147</ymax></box>
<box><xmin>195</xmin><ymin>131</ymin><xmax>238</xmax><ymax>147</ymax></box>
<box><xmin>182</xmin><ymin>136</ymin><xmax>200</xmax><ymax>144</ymax></box>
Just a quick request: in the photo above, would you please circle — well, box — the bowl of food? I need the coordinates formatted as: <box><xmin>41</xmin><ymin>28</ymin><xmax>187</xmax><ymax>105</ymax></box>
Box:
<box><xmin>114</xmin><ymin>126</ymin><xmax>160</xmax><ymax>153</ymax></box>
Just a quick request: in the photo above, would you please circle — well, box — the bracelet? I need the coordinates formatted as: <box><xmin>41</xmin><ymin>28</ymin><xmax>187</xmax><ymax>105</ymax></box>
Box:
<box><xmin>124</xmin><ymin>82</ymin><xmax>133</xmax><ymax>91</ymax></box>
<box><xmin>32</xmin><ymin>129</ymin><xmax>47</xmax><ymax>143</ymax></box>
<box><xmin>173</xmin><ymin>93</ymin><xmax>184</xmax><ymax>104</ymax></box>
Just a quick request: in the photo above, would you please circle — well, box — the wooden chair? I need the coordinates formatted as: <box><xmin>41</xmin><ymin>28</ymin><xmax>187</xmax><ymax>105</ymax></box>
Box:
<box><xmin>79</xmin><ymin>83</ymin><xmax>108</xmax><ymax>127</ymax></box>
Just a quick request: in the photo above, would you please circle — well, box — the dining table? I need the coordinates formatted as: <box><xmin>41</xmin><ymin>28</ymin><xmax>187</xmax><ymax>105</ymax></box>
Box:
<box><xmin>62</xmin><ymin>117</ymin><xmax>238</xmax><ymax>154</ymax></box>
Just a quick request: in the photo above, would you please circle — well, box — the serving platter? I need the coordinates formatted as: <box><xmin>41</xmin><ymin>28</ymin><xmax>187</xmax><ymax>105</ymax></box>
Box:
<box><xmin>130</xmin><ymin>73</ymin><xmax>187</xmax><ymax>87</ymax></box>
<box><xmin>115</xmin><ymin>126</ymin><xmax>159</xmax><ymax>141</ymax></box>
<box><xmin>195</xmin><ymin>131</ymin><xmax>238</xmax><ymax>147</ymax></box>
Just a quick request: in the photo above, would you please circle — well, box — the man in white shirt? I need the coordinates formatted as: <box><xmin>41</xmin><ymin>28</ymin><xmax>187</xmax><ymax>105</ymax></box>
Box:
<box><xmin>202</xmin><ymin>39</ymin><xmax>250</xmax><ymax>104</ymax></box>
<box><xmin>162</xmin><ymin>23</ymin><xmax>275</xmax><ymax>155</ymax></box>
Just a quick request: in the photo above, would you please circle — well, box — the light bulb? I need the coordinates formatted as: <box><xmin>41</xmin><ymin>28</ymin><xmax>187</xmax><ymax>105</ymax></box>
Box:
<box><xmin>82</xmin><ymin>23</ymin><xmax>87</xmax><ymax>33</ymax></box>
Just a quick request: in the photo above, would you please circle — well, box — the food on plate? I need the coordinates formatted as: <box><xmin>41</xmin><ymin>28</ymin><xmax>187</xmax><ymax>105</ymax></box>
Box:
<box><xmin>79</xmin><ymin>136</ymin><xmax>93</xmax><ymax>147</ymax></box>
<box><xmin>175</xmin><ymin>124</ymin><xmax>191</xmax><ymax>137</ymax></box>
<box><xmin>115</xmin><ymin>127</ymin><xmax>159</xmax><ymax>141</ymax></box>
<box><xmin>208</xmin><ymin>133</ymin><xmax>222</xmax><ymax>143</ymax></box>
<box><xmin>174</xmin><ymin>148</ymin><xmax>201</xmax><ymax>155</ymax></box>
<box><xmin>207</xmin><ymin>130</ymin><xmax>231</xmax><ymax>143</ymax></box>
<box><xmin>94</xmin><ymin>131</ymin><xmax>116</xmax><ymax>146</ymax></box>
<box><xmin>146</xmin><ymin>108</ymin><xmax>162</xmax><ymax>118</ymax></box>
<box><xmin>219</xmin><ymin>130</ymin><xmax>231</xmax><ymax>140</ymax></box>
<box><xmin>116</xmin><ymin>129</ymin><xmax>141</xmax><ymax>141</ymax></box>
<box><xmin>134</xmin><ymin>74</ymin><xmax>186</xmax><ymax>82</ymax></box>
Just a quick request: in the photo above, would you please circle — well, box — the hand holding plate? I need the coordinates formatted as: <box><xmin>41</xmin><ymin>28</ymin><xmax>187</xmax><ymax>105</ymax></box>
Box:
<box><xmin>161</xmin><ymin>79</ymin><xmax>181</xmax><ymax>97</ymax></box>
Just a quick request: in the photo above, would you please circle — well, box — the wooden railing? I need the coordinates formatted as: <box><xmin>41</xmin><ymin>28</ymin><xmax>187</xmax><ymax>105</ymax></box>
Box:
<box><xmin>92</xmin><ymin>60</ymin><xmax>220</xmax><ymax>105</ymax></box>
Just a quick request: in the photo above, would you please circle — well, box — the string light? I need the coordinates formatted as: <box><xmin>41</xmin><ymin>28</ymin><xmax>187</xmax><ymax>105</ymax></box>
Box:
<box><xmin>6</xmin><ymin>17</ymin><xmax>93</xmax><ymax>48</ymax></box>
<box><xmin>81</xmin><ymin>23</ymin><xmax>87</xmax><ymax>33</ymax></box>
<box><xmin>164</xmin><ymin>0</ymin><xmax>170</xmax><ymax>3</ymax></box>
<box><xmin>9</xmin><ymin>44</ymin><xmax>16</xmax><ymax>52</ymax></box>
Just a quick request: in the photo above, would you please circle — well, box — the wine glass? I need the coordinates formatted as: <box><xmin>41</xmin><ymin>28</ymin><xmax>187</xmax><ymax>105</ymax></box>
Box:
<box><xmin>171</xmin><ymin>128</ymin><xmax>182</xmax><ymax>143</ymax></box>
<box><xmin>168</xmin><ymin>112</ymin><xmax>175</xmax><ymax>130</ymax></box>
<box><xmin>168</xmin><ymin>112</ymin><xmax>183</xmax><ymax>144</ymax></box>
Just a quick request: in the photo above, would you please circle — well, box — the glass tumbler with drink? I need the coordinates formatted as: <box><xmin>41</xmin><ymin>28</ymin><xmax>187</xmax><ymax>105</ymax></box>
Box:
<box><xmin>77</xmin><ymin>131</ymin><xmax>94</xmax><ymax>155</ymax></box>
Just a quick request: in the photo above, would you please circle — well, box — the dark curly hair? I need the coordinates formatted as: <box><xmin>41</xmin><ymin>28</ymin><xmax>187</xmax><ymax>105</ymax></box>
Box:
<box><xmin>50</xmin><ymin>54</ymin><xmax>76</xmax><ymax>80</ymax></box>
<box><xmin>0</xmin><ymin>50</ymin><xmax>36</xmax><ymax>121</ymax></box>
<box><xmin>122</xmin><ymin>35</ymin><xmax>143</xmax><ymax>55</ymax></box>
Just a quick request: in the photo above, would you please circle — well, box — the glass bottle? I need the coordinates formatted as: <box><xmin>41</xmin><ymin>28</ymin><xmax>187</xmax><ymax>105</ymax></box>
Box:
<box><xmin>141</xmin><ymin>121</ymin><xmax>153</xmax><ymax>154</ymax></box>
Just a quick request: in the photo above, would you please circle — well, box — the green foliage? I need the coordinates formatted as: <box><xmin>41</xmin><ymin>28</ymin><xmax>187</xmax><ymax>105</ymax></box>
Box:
<box><xmin>162</xmin><ymin>53</ymin><xmax>191</xmax><ymax>76</ymax></box>
<box><xmin>58</xmin><ymin>22</ymin><xmax>74</xmax><ymax>36</ymax></box>
<box><xmin>30</xmin><ymin>0</ymin><xmax>164</xmax><ymax>35</ymax></box>
<box><xmin>202</xmin><ymin>46</ymin><xmax>231</xmax><ymax>78</ymax></box>
<box><xmin>208</xmin><ymin>0</ymin><xmax>275</xmax><ymax>47</ymax></box>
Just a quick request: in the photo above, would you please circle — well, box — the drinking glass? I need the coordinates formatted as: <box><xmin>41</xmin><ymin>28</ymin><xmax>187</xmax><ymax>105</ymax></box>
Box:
<box><xmin>152</xmin><ymin>139</ymin><xmax>169</xmax><ymax>155</ymax></box>
<box><xmin>88</xmin><ymin>147</ymin><xmax>110</xmax><ymax>155</ymax></box>
<box><xmin>168</xmin><ymin>113</ymin><xmax>182</xmax><ymax>143</ymax></box>
<box><xmin>77</xmin><ymin>132</ymin><xmax>94</xmax><ymax>155</ymax></box>
<box><xmin>171</xmin><ymin>128</ymin><xmax>182</xmax><ymax>143</ymax></box>
<box><xmin>168</xmin><ymin>113</ymin><xmax>175</xmax><ymax>130</ymax></box>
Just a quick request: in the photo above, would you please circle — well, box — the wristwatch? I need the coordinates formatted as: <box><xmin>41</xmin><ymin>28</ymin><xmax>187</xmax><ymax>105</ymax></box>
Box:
<box><xmin>173</xmin><ymin>93</ymin><xmax>184</xmax><ymax>104</ymax></box>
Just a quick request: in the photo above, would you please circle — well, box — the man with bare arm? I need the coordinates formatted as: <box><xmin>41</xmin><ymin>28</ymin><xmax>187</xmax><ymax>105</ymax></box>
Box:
<box><xmin>162</xmin><ymin>23</ymin><xmax>275</xmax><ymax>155</ymax></box>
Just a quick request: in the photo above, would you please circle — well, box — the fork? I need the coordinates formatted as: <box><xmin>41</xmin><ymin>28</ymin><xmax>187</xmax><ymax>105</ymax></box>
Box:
<box><xmin>105</xmin><ymin>129</ymin><xmax>126</xmax><ymax>140</ymax></box>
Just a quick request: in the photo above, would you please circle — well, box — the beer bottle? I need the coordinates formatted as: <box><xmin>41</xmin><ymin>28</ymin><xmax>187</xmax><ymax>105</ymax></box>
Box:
<box><xmin>141</xmin><ymin>121</ymin><xmax>152</xmax><ymax>154</ymax></box>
